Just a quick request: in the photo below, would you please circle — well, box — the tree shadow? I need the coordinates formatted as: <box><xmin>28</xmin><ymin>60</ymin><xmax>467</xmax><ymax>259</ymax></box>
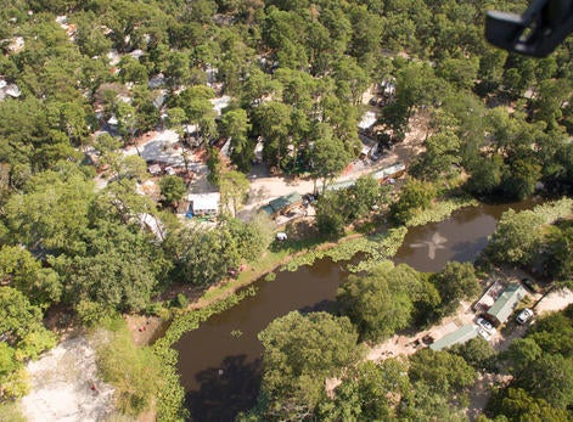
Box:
<box><xmin>185</xmin><ymin>354</ymin><xmax>263</xmax><ymax>422</ymax></box>
<box><xmin>298</xmin><ymin>299</ymin><xmax>338</xmax><ymax>314</ymax></box>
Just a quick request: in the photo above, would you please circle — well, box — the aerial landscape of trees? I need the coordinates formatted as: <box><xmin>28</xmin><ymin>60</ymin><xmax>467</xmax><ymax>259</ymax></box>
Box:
<box><xmin>1</xmin><ymin>0</ymin><xmax>573</xmax><ymax>420</ymax></box>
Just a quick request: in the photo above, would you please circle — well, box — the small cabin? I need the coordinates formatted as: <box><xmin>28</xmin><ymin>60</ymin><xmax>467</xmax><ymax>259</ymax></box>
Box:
<box><xmin>187</xmin><ymin>192</ymin><xmax>220</xmax><ymax>217</ymax></box>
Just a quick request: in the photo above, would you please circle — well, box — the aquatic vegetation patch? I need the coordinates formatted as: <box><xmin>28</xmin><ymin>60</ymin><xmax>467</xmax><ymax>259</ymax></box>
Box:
<box><xmin>405</xmin><ymin>196</ymin><xmax>478</xmax><ymax>227</ymax></box>
<box><xmin>347</xmin><ymin>227</ymin><xmax>408</xmax><ymax>273</ymax></box>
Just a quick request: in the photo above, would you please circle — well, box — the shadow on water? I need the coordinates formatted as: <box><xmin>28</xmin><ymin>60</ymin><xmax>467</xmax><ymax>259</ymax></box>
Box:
<box><xmin>185</xmin><ymin>355</ymin><xmax>262</xmax><ymax>422</ymax></box>
<box><xmin>299</xmin><ymin>298</ymin><xmax>338</xmax><ymax>314</ymax></box>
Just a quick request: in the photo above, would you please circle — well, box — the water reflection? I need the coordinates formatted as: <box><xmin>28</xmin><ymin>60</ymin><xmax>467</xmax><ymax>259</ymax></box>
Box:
<box><xmin>410</xmin><ymin>231</ymin><xmax>448</xmax><ymax>260</ymax></box>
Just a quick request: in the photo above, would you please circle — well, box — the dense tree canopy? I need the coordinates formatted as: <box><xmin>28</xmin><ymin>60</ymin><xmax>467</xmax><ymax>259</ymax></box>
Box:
<box><xmin>257</xmin><ymin>311</ymin><xmax>359</xmax><ymax>420</ymax></box>
<box><xmin>431</xmin><ymin>261</ymin><xmax>480</xmax><ymax>316</ymax></box>
<box><xmin>486</xmin><ymin>209</ymin><xmax>545</xmax><ymax>266</ymax></box>
<box><xmin>52</xmin><ymin>220</ymin><xmax>169</xmax><ymax>312</ymax></box>
<box><xmin>159</xmin><ymin>175</ymin><xmax>187</xmax><ymax>208</ymax></box>
<box><xmin>338</xmin><ymin>264</ymin><xmax>413</xmax><ymax>341</ymax></box>
<box><xmin>337</xmin><ymin>261</ymin><xmax>440</xmax><ymax>341</ymax></box>
<box><xmin>0</xmin><ymin>287</ymin><xmax>56</xmax><ymax>399</ymax></box>
<box><xmin>391</xmin><ymin>178</ymin><xmax>436</xmax><ymax>224</ymax></box>
<box><xmin>492</xmin><ymin>306</ymin><xmax>573</xmax><ymax>419</ymax></box>
<box><xmin>3</xmin><ymin>0</ymin><xmax>573</xmax><ymax>418</ymax></box>
<box><xmin>165</xmin><ymin>225</ymin><xmax>240</xmax><ymax>286</ymax></box>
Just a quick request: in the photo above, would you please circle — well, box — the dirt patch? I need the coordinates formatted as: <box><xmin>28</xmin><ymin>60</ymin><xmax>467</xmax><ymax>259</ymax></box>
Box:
<box><xmin>20</xmin><ymin>336</ymin><xmax>115</xmax><ymax>422</ymax></box>
<box><xmin>240</xmin><ymin>110</ymin><xmax>428</xmax><ymax>217</ymax></box>
<box><xmin>466</xmin><ymin>373</ymin><xmax>511</xmax><ymax>421</ymax></box>
<box><xmin>535</xmin><ymin>288</ymin><xmax>573</xmax><ymax>314</ymax></box>
<box><xmin>124</xmin><ymin>315</ymin><xmax>165</xmax><ymax>347</ymax></box>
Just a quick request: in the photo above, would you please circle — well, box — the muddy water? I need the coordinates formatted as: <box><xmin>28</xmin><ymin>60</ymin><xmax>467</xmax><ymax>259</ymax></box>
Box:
<box><xmin>394</xmin><ymin>200</ymin><xmax>536</xmax><ymax>272</ymax></box>
<box><xmin>176</xmin><ymin>261</ymin><xmax>348</xmax><ymax>421</ymax></box>
<box><xmin>175</xmin><ymin>200</ymin><xmax>537</xmax><ymax>421</ymax></box>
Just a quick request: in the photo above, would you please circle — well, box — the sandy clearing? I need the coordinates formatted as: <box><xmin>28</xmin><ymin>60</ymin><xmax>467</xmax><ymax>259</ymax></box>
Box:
<box><xmin>535</xmin><ymin>287</ymin><xmax>573</xmax><ymax>314</ymax></box>
<box><xmin>20</xmin><ymin>336</ymin><xmax>115</xmax><ymax>422</ymax></box>
<box><xmin>466</xmin><ymin>373</ymin><xmax>511</xmax><ymax>421</ymax></box>
<box><xmin>125</xmin><ymin>314</ymin><xmax>164</xmax><ymax>347</ymax></box>
<box><xmin>240</xmin><ymin>112</ymin><xmax>428</xmax><ymax>217</ymax></box>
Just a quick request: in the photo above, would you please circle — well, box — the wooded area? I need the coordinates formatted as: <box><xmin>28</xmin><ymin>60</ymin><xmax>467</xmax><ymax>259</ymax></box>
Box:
<box><xmin>1</xmin><ymin>0</ymin><xmax>573</xmax><ymax>420</ymax></box>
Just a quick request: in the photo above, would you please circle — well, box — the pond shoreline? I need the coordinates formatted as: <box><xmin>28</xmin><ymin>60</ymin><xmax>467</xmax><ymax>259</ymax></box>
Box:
<box><xmin>143</xmin><ymin>194</ymin><xmax>490</xmax><ymax>420</ymax></box>
<box><xmin>135</xmin><ymin>231</ymin><xmax>365</xmax><ymax>346</ymax></box>
<box><xmin>136</xmin><ymin>194</ymin><xmax>481</xmax><ymax>347</ymax></box>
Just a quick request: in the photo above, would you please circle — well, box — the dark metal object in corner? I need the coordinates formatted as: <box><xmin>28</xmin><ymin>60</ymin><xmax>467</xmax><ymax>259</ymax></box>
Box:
<box><xmin>486</xmin><ymin>0</ymin><xmax>573</xmax><ymax>57</ymax></box>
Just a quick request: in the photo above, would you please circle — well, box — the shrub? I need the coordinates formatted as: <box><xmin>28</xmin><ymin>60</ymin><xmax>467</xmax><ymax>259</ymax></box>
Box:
<box><xmin>173</xmin><ymin>294</ymin><xmax>188</xmax><ymax>309</ymax></box>
<box><xmin>76</xmin><ymin>300</ymin><xmax>115</xmax><ymax>327</ymax></box>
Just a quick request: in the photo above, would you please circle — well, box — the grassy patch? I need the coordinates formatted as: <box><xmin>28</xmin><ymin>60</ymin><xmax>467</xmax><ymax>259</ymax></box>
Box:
<box><xmin>264</xmin><ymin>272</ymin><xmax>276</xmax><ymax>282</ymax></box>
<box><xmin>532</xmin><ymin>198</ymin><xmax>573</xmax><ymax>224</ymax></box>
<box><xmin>0</xmin><ymin>402</ymin><xmax>26</xmax><ymax>422</ymax></box>
<box><xmin>94</xmin><ymin>319</ymin><xmax>163</xmax><ymax>417</ymax></box>
<box><xmin>347</xmin><ymin>227</ymin><xmax>409</xmax><ymax>273</ymax></box>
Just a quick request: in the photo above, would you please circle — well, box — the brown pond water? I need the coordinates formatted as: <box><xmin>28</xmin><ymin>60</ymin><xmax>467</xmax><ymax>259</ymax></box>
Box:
<box><xmin>175</xmin><ymin>199</ymin><xmax>537</xmax><ymax>421</ymax></box>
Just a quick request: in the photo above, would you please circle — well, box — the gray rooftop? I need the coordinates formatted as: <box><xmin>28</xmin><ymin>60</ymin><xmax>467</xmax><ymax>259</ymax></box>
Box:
<box><xmin>487</xmin><ymin>283</ymin><xmax>527</xmax><ymax>325</ymax></box>
<box><xmin>430</xmin><ymin>324</ymin><xmax>479</xmax><ymax>351</ymax></box>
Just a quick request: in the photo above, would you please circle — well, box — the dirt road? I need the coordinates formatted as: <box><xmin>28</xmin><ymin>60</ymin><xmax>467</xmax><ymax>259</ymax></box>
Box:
<box><xmin>240</xmin><ymin>113</ymin><xmax>428</xmax><ymax>218</ymax></box>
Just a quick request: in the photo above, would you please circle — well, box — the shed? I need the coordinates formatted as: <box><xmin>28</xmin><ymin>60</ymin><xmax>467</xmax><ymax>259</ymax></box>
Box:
<box><xmin>138</xmin><ymin>213</ymin><xmax>165</xmax><ymax>240</ymax></box>
<box><xmin>107</xmin><ymin>115</ymin><xmax>118</xmax><ymax>127</ymax></box>
<box><xmin>0</xmin><ymin>79</ymin><xmax>22</xmax><ymax>101</ymax></box>
<box><xmin>264</xmin><ymin>193</ymin><xmax>303</xmax><ymax>217</ymax></box>
<box><xmin>358</xmin><ymin>111</ymin><xmax>377</xmax><ymax>130</ymax></box>
<box><xmin>359</xmin><ymin>145</ymin><xmax>371</xmax><ymax>158</ymax></box>
<box><xmin>210</xmin><ymin>96</ymin><xmax>231</xmax><ymax>116</ymax></box>
<box><xmin>383</xmin><ymin>162</ymin><xmax>406</xmax><ymax>179</ymax></box>
<box><xmin>148</xmin><ymin>73</ymin><xmax>166</xmax><ymax>89</ymax></box>
<box><xmin>188</xmin><ymin>192</ymin><xmax>220</xmax><ymax>216</ymax></box>
<box><xmin>152</xmin><ymin>90</ymin><xmax>166</xmax><ymax>109</ymax></box>
<box><xmin>430</xmin><ymin>324</ymin><xmax>479</xmax><ymax>351</ymax></box>
<box><xmin>486</xmin><ymin>284</ymin><xmax>527</xmax><ymax>326</ymax></box>
<box><xmin>260</xmin><ymin>205</ymin><xmax>274</xmax><ymax>216</ymax></box>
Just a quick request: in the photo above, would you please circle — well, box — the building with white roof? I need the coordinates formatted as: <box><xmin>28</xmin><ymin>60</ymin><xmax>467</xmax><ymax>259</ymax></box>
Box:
<box><xmin>187</xmin><ymin>192</ymin><xmax>220</xmax><ymax>216</ymax></box>
<box><xmin>358</xmin><ymin>111</ymin><xmax>377</xmax><ymax>130</ymax></box>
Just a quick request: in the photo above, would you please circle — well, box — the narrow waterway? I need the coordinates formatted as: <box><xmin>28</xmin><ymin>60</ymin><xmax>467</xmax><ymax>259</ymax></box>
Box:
<box><xmin>175</xmin><ymin>199</ymin><xmax>537</xmax><ymax>421</ymax></box>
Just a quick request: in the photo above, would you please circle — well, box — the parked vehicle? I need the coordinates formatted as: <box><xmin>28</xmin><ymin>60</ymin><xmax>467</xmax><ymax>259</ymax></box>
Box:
<box><xmin>303</xmin><ymin>194</ymin><xmax>316</xmax><ymax>204</ymax></box>
<box><xmin>516</xmin><ymin>308</ymin><xmax>534</xmax><ymax>325</ymax></box>
<box><xmin>276</xmin><ymin>232</ymin><xmax>288</xmax><ymax>241</ymax></box>
<box><xmin>476</xmin><ymin>327</ymin><xmax>491</xmax><ymax>340</ymax></box>
<box><xmin>476</xmin><ymin>317</ymin><xmax>496</xmax><ymax>334</ymax></box>
<box><xmin>521</xmin><ymin>277</ymin><xmax>538</xmax><ymax>293</ymax></box>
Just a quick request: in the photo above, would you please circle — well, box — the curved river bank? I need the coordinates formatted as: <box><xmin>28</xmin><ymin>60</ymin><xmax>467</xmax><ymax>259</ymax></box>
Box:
<box><xmin>175</xmin><ymin>200</ymin><xmax>536</xmax><ymax>421</ymax></box>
